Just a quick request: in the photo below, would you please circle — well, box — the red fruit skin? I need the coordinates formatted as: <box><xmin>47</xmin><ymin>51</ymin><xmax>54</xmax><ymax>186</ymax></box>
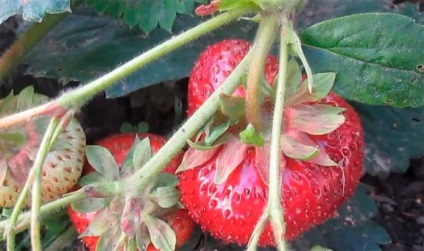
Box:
<box><xmin>187</xmin><ymin>39</ymin><xmax>278</xmax><ymax>116</ymax></box>
<box><xmin>68</xmin><ymin>133</ymin><xmax>188</xmax><ymax>251</ymax></box>
<box><xmin>179</xmin><ymin>40</ymin><xmax>364</xmax><ymax>246</ymax></box>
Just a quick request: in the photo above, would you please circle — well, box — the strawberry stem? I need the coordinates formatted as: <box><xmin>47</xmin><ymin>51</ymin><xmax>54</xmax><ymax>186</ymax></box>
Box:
<box><xmin>247</xmin><ymin>16</ymin><xmax>293</xmax><ymax>251</ymax></box>
<box><xmin>6</xmin><ymin>117</ymin><xmax>59</xmax><ymax>251</ymax></box>
<box><xmin>0</xmin><ymin>189</ymin><xmax>86</xmax><ymax>239</ymax></box>
<box><xmin>268</xmin><ymin>21</ymin><xmax>291</xmax><ymax>251</ymax></box>
<box><xmin>126</xmin><ymin>50</ymin><xmax>254</xmax><ymax>197</ymax></box>
<box><xmin>0</xmin><ymin>7</ymin><xmax>254</xmax><ymax>130</ymax></box>
<box><xmin>246</xmin><ymin>13</ymin><xmax>278</xmax><ymax>132</ymax></box>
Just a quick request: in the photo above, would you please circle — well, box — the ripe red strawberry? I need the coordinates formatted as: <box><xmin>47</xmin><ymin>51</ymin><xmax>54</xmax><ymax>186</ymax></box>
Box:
<box><xmin>0</xmin><ymin>86</ymin><xmax>86</xmax><ymax>207</ymax></box>
<box><xmin>178</xmin><ymin>40</ymin><xmax>364</xmax><ymax>246</ymax></box>
<box><xmin>68</xmin><ymin>133</ymin><xmax>195</xmax><ymax>251</ymax></box>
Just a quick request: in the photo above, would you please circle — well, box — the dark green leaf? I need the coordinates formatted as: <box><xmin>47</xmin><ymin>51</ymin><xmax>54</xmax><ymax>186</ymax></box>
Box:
<box><xmin>85</xmin><ymin>0</ymin><xmax>201</xmax><ymax>33</ymax></box>
<box><xmin>301</xmin><ymin>13</ymin><xmax>424</xmax><ymax>107</ymax></box>
<box><xmin>85</xmin><ymin>145</ymin><xmax>119</xmax><ymax>181</ymax></box>
<box><xmin>78</xmin><ymin>172</ymin><xmax>107</xmax><ymax>187</ymax></box>
<box><xmin>292</xmin><ymin>184</ymin><xmax>391</xmax><ymax>251</ymax></box>
<box><xmin>41</xmin><ymin>209</ymin><xmax>72</xmax><ymax>249</ymax></box>
<box><xmin>0</xmin><ymin>0</ymin><xmax>70</xmax><ymax>24</ymax></box>
<box><xmin>22</xmin><ymin>7</ymin><xmax>256</xmax><ymax>98</ymax></box>
<box><xmin>353</xmin><ymin>103</ymin><xmax>424</xmax><ymax>178</ymax></box>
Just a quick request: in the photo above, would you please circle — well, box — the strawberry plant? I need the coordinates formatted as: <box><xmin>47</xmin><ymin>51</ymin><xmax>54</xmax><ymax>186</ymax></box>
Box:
<box><xmin>0</xmin><ymin>0</ymin><xmax>423</xmax><ymax>251</ymax></box>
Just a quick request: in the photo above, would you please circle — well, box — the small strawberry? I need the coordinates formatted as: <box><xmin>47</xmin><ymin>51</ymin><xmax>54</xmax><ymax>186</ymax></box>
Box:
<box><xmin>68</xmin><ymin>133</ymin><xmax>195</xmax><ymax>251</ymax></box>
<box><xmin>0</xmin><ymin>86</ymin><xmax>86</xmax><ymax>207</ymax></box>
<box><xmin>177</xmin><ymin>40</ymin><xmax>364</xmax><ymax>246</ymax></box>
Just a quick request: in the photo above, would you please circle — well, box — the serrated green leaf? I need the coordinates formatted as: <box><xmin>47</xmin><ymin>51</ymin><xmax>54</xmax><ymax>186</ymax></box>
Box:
<box><xmin>239</xmin><ymin>124</ymin><xmax>265</xmax><ymax>146</ymax></box>
<box><xmin>186</xmin><ymin>137</ymin><xmax>227</xmax><ymax>150</ymax></box>
<box><xmin>85</xmin><ymin>0</ymin><xmax>199</xmax><ymax>33</ymax></box>
<box><xmin>86</xmin><ymin>145</ymin><xmax>120</xmax><ymax>181</ymax></box>
<box><xmin>16</xmin><ymin>85</ymin><xmax>35</xmax><ymax>110</ymax></box>
<box><xmin>301</xmin><ymin>13</ymin><xmax>424</xmax><ymax>107</ymax></box>
<box><xmin>353</xmin><ymin>103</ymin><xmax>424</xmax><ymax>178</ymax></box>
<box><xmin>133</xmin><ymin>138</ymin><xmax>152</xmax><ymax>170</ymax></box>
<box><xmin>144</xmin><ymin>215</ymin><xmax>176</xmax><ymax>251</ymax></box>
<box><xmin>0</xmin><ymin>0</ymin><xmax>71</xmax><ymax>24</ymax></box>
<box><xmin>22</xmin><ymin>7</ymin><xmax>256</xmax><ymax>98</ymax></box>
<box><xmin>153</xmin><ymin>173</ymin><xmax>179</xmax><ymax>188</ymax></box>
<box><xmin>281</xmin><ymin>133</ymin><xmax>319</xmax><ymax>160</ymax></box>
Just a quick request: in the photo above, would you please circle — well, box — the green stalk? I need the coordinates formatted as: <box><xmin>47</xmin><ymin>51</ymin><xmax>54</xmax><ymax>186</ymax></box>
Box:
<box><xmin>0</xmin><ymin>6</ymin><xmax>254</xmax><ymax>130</ymax></box>
<box><xmin>0</xmin><ymin>0</ymin><xmax>82</xmax><ymax>83</ymax></box>
<box><xmin>245</xmin><ymin>13</ymin><xmax>278</xmax><ymax>132</ymax></box>
<box><xmin>0</xmin><ymin>190</ymin><xmax>85</xmax><ymax>239</ymax></box>
<box><xmin>268</xmin><ymin>23</ymin><xmax>290</xmax><ymax>251</ymax></box>
<box><xmin>6</xmin><ymin>118</ymin><xmax>59</xmax><ymax>251</ymax></box>
<box><xmin>127</xmin><ymin>50</ymin><xmax>254</xmax><ymax>195</ymax></box>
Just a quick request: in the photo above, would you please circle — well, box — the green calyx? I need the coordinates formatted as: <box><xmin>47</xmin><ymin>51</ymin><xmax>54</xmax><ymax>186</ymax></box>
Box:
<box><xmin>73</xmin><ymin>136</ymin><xmax>181</xmax><ymax>251</ymax></box>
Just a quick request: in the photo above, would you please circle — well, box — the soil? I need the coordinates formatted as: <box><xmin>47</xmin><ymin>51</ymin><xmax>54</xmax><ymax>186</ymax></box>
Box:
<box><xmin>0</xmin><ymin>1</ymin><xmax>423</xmax><ymax>250</ymax></box>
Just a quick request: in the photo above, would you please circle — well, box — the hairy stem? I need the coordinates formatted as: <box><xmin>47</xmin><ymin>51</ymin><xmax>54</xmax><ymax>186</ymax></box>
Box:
<box><xmin>246</xmin><ymin>13</ymin><xmax>278</xmax><ymax>132</ymax></box>
<box><xmin>0</xmin><ymin>190</ymin><xmax>85</xmax><ymax>239</ymax></box>
<box><xmin>5</xmin><ymin>118</ymin><xmax>59</xmax><ymax>251</ymax></box>
<box><xmin>30</xmin><ymin>118</ymin><xmax>59</xmax><ymax>251</ymax></box>
<box><xmin>0</xmin><ymin>7</ymin><xmax>254</xmax><ymax>130</ymax></box>
<box><xmin>0</xmin><ymin>0</ymin><xmax>82</xmax><ymax>84</ymax></box>
<box><xmin>268</xmin><ymin>22</ymin><xmax>290</xmax><ymax>251</ymax></box>
<box><xmin>127</xmin><ymin>50</ymin><xmax>254</xmax><ymax>195</ymax></box>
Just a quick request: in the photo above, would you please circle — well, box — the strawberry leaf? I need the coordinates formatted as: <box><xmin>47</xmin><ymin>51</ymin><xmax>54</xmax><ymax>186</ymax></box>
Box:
<box><xmin>219</xmin><ymin>0</ymin><xmax>259</xmax><ymax>11</ymax></box>
<box><xmin>71</xmin><ymin>197</ymin><xmax>111</xmax><ymax>213</ymax></box>
<box><xmin>95</xmin><ymin>225</ymin><xmax>121</xmax><ymax>251</ymax></box>
<box><xmin>204</xmin><ymin>121</ymin><xmax>231</xmax><ymax>146</ymax></box>
<box><xmin>301</xmin><ymin>13</ymin><xmax>423</xmax><ymax>107</ymax></box>
<box><xmin>80</xmin><ymin>208</ymin><xmax>118</xmax><ymax>238</ymax></box>
<box><xmin>144</xmin><ymin>214</ymin><xmax>176</xmax><ymax>251</ymax></box>
<box><xmin>133</xmin><ymin>137</ymin><xmax>153</xmax><ymax>170</ymax></box>
<box><xmin>306</xmin><ymin>148</ymin><xmax>338</xmax><ymax>167</ymax></box>
<box><xmin>153</xmin><ymin>173</ymin><xmax>179</xmax><ymax>188</ymax></box>
<box><xmin>284</xmin><ymin>58</ymin><xmax>303</xmax><ymax>100</ymax></box>
<box><xmin>281</xmin><ymin>133</ymin><xmax>319</xmax><ymax>160</ymax></box>
<box><xmin>176</xmin><ymin>147</ymin><xmax>219</xmax><ymax>173</ymax></box>
<box><xmin>288</xmin><ymin>104</ymin><xmax>345</xmax><ymax>135</ymax></box>
<box><xmin>254</xmin><ymin>143</ymin><xmax>271</xmax><ymax>185</ymax></box>
<box><xmin>239</xmin><ymin>124</ymin><xmax>265</xmax><ymax>147</ymax></box>
<box><xmin>121</xmin><ymin>198</ymin><xmax>143</xmax><ymax>238</ymax></box>
<box><xmin>286</xmin><ymin>73</ymin><xmax>336</xmax><ymax>106</ymax></box>
<box><xmin>0</xmin><ymin>133</ymin><xmax>26</xmax><ymax>146</ymax></box>
<box><xmin>187</xmin><ymin>137</ymin><xmax>227</xmax><ymax>150</ymax></box>
<box><xmin>219</xmin><ymin>94</ymin><xmax>246</xmax><ymax>121</ymax></box>
<box><xmin>214</xmin><ymin>136</ymin><xmax>248</xmax><ymax>184</ymax></box>
<box><xmin>86</xmin><ymin>145</ymin><xmax>120</xmax><ymax>181</ymax></box>
<box><xmin>78</xmin><ymin>172</ymin><xmax>108</xmax><ymax>187</ymax></box>
<box><xmin>0</xmin><ymin>0</ymin><xmax>71</xmax><ymax>24</ymax></box>
<box><xmin>121</xmin><ymin>136</ymin><xmax>141</xmax><ymax>177</ymax></box>
<box><xmin>16</xmin><ymin>85</ymin><xmax>36</xmax><ymax>110</ymax></box>
<box><xmin>149</xmin><ymin>186</ymin><xmax>180</xmax><ymax>208</ymax></box>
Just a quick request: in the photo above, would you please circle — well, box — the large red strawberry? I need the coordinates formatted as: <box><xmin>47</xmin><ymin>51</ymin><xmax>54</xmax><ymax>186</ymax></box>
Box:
<box><xmin>0</xmin><ymin>86</ymin><xmax>86</xmax><ymax>207</ymax></box>
<box><xmin>68</xmin><ymin>133</ymin><xmax>195</xmax><ymax>251</ymax></box>
<box><xmin>177</xmin><ymin>40</ymin><xmax>364</xmax><ymax>246</ymax></box>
